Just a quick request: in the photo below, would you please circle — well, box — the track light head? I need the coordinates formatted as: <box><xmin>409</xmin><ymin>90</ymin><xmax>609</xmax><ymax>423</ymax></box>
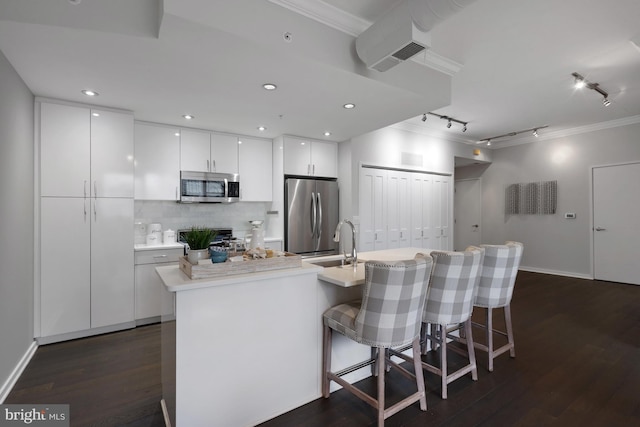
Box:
<box><xmin>572</xmin><ymin>72</ymin><xmax>586</xmax><ymax>89</ymax></box>
<box><xmin>603</xmin><ymin>98</ymin><xmax>611</xmax><ymax>107</ymax></box>
<box><xmin>422</xmin><ymin>113</ymin><xmax>427</xmax><ymax>122</ymax></box>
<box><xmin>533</xmin><ymin>129</ymin><xmax>538</xmax><ymax>137</ymax></box>
<box><xmin>462</xmin><ymin>124</ymin><xmax>467</xmax><ymax>132</ymax></box>
<box><xmin>487</xmin><ymin>139</ymin><xmax>491</xmax><ymax>146</ymax></box>
<box><xmin>447</xmin><ymin>119</ymin><xmax>452</xmax><ymax>128</ymax></box>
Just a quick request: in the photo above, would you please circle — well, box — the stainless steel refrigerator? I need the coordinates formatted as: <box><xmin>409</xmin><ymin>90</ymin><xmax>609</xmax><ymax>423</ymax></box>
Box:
<box><xmin>285</xmin><ymin>177</ymin><xmax>339</xmax><ymax>256</ymax></box>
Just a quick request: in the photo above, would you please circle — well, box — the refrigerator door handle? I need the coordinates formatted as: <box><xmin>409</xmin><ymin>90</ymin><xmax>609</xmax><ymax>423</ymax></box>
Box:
<box><xmin>316</xmin><ymin>192</ymin><xmax>323</xmax><ymax>251</ymax></box>
<box><xmin>311</xmin><ymin>192</ymin><xmax>318</xmax><ymax>238</ymax></box>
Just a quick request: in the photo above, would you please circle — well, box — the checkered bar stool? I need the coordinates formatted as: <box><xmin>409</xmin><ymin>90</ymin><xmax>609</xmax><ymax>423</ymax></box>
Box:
<box><xmin>322</xmin><ymin>254</ymin><xmax>433</xmax><ymax>426</ymax></box>
<box><xmin>392</xmin><ymin>247</ymin><xmax>484</xmax><ymax>399</ymax></box>
<box><xmin>471</xmin><ymin>241</ymin><xmax>523</xmax><ymax>372</ymax></box>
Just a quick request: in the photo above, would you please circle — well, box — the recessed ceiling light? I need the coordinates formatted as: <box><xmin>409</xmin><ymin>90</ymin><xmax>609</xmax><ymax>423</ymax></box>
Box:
<box><xmin>324</xmin><ymin>131</ymin><xmax>331</xmax><ymax>136</ymax></box>
<box><xmin>343</xmin><ymin>103</ymin><xmax>355</xmax><ymax>109</ymax></box>
<box><xmin>263</xmin><ymin>83</ymin><xmax>277</xmax><ymax>90</ymax></box>
<box><xmin>174</xmin><ymin>132</ymin><xmax>180</xmax><ymax>137</ymax></box>
<box><xmin>91</xmin><ymin>112</ymin><xmax>100</xmax><ymax>117</ymax></box>
<box><xmin>182</xmin><ymin>114</ymin><xmax>194</xmax><ymax>120</ymax></box>
<box><xmin>258</xmin><ymin>126</ymin><xmax>266</xmax><ymax>131</ymax></box>
<box><xmin>68</xmin><ymin>0</ymin><xmax>82</xmax><ymax>5</ymax></box>
<box><xmin>82</xmin><ymin>89</ymin><xmax>98</xmax><ymax>97</ymax></box>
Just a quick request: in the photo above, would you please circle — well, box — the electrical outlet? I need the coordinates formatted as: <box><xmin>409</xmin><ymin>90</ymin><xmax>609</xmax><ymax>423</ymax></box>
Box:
<box><xmin>565</xmin><ymin>213</ymin><xmax>576</xmax><ymax>219</ymax></box>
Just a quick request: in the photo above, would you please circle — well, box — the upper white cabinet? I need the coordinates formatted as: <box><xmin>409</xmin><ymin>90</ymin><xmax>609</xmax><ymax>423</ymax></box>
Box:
<box><xmin>180</xmin><ymin>129</ymin><xmax>239</xmax><ymax>174</ymax></box>
<box><xmin>239</xmin><ymin>136</ymin><xmax>272</xmax><ymax>201</ymax></box>
<box><xmin>283</xmin><ymin>136</ymin><xmax>337</xmax><ymax>178</ymax></box>
<box><xmin>40</xmin><ymin>103</ymin><xmax>133</xmax><ymax>198</ymax></box>
<box><xmin>134</xmin><ymin>122</ymin><xmax>181</xmax><ymax>200</ymax></box>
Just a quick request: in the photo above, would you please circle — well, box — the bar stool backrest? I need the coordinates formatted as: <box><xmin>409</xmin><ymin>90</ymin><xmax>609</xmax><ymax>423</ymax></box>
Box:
<box><xmin>356</xmin><ymin>254</ymin><xmax>433</xmax><ymax>348</ymax></box>
<box><xmin>474</xmin><ymin>241</ymin><xmax>524</xmax><ymax>308</ymax></box>
<box><xmin>422</xmin><ymin>247</ymin><xmax>485</xmax><ymax>325</ymax></box>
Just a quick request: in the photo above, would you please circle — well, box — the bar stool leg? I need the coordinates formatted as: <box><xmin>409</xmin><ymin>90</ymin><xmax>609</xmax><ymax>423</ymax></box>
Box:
<box><xmin>322</xmin><ymin>325</ymin><xmax>332</xmax><ymax>398</ymax></box>
<box><xmin>377</xmin><ymin>348</ymin><xmax>385</xmax><ymax>426</ymax></box>
<box><xmin>412</xmin><ymin>338</ymin><xmax>428</xmax><ymax>411</ymax></box>
<box><xmin>505</xmin><ymin>304</ymin><xmax>516</xmax><ymax>358</ymax></box>
<box><xmin>486</xmin><ymin>308</ymin><xmax>494</xmax><ymax>372</ymax></box>
<box><xmin>464</xmin><ymin>319</ymin><xmax>478</xmax><ymax>381</ymax></box>
<box><xmin>439</xmin><ymin>324</ymin><xmax>448</xmax><ymax>399</ymax></box>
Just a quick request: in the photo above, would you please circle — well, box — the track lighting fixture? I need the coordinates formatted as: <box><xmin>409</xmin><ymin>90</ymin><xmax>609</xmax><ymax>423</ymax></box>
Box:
<box><xmin>479</xmin><ymin>125</ymin><xmax>548</xmax><ymax>145</ymax></box>
<box><xmin>423</xmin><ymin>112</ymin><xmax>468</xmax><ymax>132</ymax></box>
<box><xmin>571</xmin><ymin>72</ymin><xmax>611</xmax><ymax>107</ymax></box>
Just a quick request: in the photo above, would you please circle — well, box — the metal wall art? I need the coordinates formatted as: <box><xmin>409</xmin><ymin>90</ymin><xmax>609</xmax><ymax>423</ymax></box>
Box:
<box><xmin>505</xmin><ymin>180</ymin><xmax>557</xmax><ymax>215</ymax></box>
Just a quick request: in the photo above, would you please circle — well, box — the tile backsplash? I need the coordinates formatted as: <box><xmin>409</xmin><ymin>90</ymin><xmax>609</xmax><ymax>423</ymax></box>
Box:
<box><xmin>135</xmin><ymin>200</ymin><xmax>274</xmax><ymax>239</ymax></box>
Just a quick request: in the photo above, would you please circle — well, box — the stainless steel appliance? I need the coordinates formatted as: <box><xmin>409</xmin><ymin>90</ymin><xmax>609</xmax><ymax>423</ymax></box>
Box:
<box><xmin>285</xmin><ymin>177</ymin><xmax>339</xmax><ymax>256</ymax></box>
<box><xmin>179</xmin><ymin>171</ymin><xmax>240</xmax><ymax>203</ymax></box>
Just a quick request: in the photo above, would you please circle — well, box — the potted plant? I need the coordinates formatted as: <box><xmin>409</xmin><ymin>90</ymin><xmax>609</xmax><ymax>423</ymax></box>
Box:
<box><xmin>184</xmin><ymin>227</ymin><xmax>217</xmax><ymax>265</ymax></box>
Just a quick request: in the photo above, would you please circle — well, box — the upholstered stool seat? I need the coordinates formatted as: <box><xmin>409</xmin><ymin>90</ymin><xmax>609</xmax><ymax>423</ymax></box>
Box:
<box><xmin>322</xmin><ymin>254</ymin><xmax>433</xmax><ymax>426</ymax></box>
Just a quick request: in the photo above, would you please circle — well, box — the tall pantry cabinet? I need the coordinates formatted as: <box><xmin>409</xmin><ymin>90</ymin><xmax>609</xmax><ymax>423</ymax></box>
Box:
<box><xmin>38</xmin><ymin>101</ymin><xmax>135</xmax><ymax>342</ymax></box>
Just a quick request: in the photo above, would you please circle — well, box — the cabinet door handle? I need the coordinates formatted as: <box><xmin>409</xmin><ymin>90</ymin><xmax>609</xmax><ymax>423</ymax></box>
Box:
<box><xmin>94</xmin><ymin>181</ymin><xmax>97</xmax><ymax>198</ymax></box>
<box><xmin>153</xmin><ymin>255</ymin><xmax>168</xmax><ymax>259</ymax></box>
<box><xmin>84</xmin><ymin>180</ymin><xmax>87</xmax><ymax>198</ymax></box>
<box><xmin>312</xmin><ymin>164</ymin><xmax>315</xmax><ymax>175</ymax></box>
<box><xmin>93</xmin><ymin>200</ymin><xmax>97</xmax><ymax>221</ymax></box>
<box><xmin>212</xmin><ymin>160</ymin><xmax>216</xmax><ymax>172</ymax></box>
<box><xmin>84</xmin><ymin>199</ymin><xmax>87</xmax><ymax>222</ymax></box>
<box><xmin>207</xmin><ymin>160</ymin><xmax>210</xmax><ymax>171</ymax></box>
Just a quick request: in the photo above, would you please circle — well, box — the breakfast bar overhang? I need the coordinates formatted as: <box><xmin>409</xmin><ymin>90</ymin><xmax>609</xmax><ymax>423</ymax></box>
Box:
<box><xmin>157</xmin><ymin>248</ymin><xmax>428</xmax><ymax>427</ymax></box>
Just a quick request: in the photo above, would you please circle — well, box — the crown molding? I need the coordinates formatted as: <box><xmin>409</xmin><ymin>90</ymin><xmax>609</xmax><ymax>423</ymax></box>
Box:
<box><xmin>486</xmin><ymin>115</ymin><xmax>640</xmax><ymax>149</ymax></box>
<box><xmin>268</xmin><ymin>0</ymin><xmax>461</xmax><ymax>76</ymax></box>
<box><xmin>268</xmin><ymin>0</ymin><xmax>368</xmax><ymax>37</ymax></box>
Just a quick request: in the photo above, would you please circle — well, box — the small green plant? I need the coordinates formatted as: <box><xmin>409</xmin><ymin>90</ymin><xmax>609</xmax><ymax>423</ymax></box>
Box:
<box><xmin>184</xmin><ymin>227</ymin><xmax>217</xmax><ymax>250</ymax></box>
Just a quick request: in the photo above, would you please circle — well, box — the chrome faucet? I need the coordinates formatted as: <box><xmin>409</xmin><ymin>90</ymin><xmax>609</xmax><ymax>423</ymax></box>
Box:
<box><xmin>333</xmin><ymin>219</ymin><xmax>357</xmax><ymax>267</ymax></box>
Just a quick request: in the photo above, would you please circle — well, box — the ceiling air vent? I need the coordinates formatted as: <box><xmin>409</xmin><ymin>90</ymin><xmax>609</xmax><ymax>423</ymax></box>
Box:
<box><xmin>392</xmin><ymin>42</ymin><xmax>426</xmax><ymax>61</ymax></box>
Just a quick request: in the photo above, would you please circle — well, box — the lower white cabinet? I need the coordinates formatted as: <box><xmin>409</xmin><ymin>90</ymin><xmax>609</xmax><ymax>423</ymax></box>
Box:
<box><xmin>134</xmin><ymin>248</ymin><xmax>182</xmax><ymax>322</ymax></box>
<box><xmin>39</xmin><ymin>197</ymin><xmax>134</xmax><ymax>339</ymax></box>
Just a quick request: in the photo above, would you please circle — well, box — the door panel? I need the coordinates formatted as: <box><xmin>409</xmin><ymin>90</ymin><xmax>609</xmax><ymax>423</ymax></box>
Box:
<box><xmin>593</xmin><ymin>163</ymin><xmax>640</xmax><ymax>285</ymax></box>
<box><xmin>454</xmin><ymin>179</ymin><xmax>482</xmax><ymax>251</ymax></box>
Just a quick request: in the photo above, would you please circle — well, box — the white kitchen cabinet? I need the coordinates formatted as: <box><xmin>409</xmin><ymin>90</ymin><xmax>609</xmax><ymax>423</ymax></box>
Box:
<box><xmin>180</xmin><ymin>130</ymin><xmax>239</xmax><ymax>174</ymax></box>
<box><xmin>212</xmin><ymin>133</ymin><xmax>239</xmax><ymax>174</ymax></box>
<box><xmin>40</xmin><ymin>197</ymin><xmax>91</xmax><ymax>337</ymax></box>
<box><xmin>90</xmin><ymin>198</ymin><xmax>135</xmax><ymax>328</ymax></box>
<box><xmin>40</xmin><ymin>103</ymin><xmax>90</xmax><ymax>197</ymax></box>
<box><xmin>90</xmin><ymin>109</ymin><xmax>135</xmax><ymax>198</ymax></box>
<box><xmin>431</xmin><ymin>175</ymin><xmax>451</xmax><ymax>250</ymax></box>
<box><xmin>134</xmin><ymin>122</ymin><xmax>181</xmax><ymax>200</ymax></box>
<box><xmin>283</xmin><ymin>136</ymin><xmax>337</xmax><ymax>178</ymax></box>
<box><xmin>39</xmin><ymin>197</ymin><xmax>134</xmax><ymax>337</ymax></box>
<box><xmin>134</xmin><ymin>248</ymin><xmax>182</xmax><ymax>323</ymax></box>
<box><xmin>40</xmin><ymin>103</ymin><xmax>134</xmax><ymax>198</ymax></box>
<box><xmin>239</xmin><ymin>136</ymin><xmax>272</xmax><ymax>201</ymax></box>
<box><xmin>180</xmin><ymin>128</ymin><xmax>211</xmax><ymax>172</ymax></box>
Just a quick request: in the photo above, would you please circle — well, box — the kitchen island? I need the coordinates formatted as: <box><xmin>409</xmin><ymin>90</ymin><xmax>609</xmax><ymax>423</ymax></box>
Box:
<box><xmin>157</xmin><ymin>248</ymin><xmax>428</xmax><ymax>427</ymax></box>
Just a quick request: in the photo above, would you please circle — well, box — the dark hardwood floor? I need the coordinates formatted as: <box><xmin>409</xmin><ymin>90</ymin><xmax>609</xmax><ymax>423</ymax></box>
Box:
<box><xmin>6</xmin><ymin>271</ymin><xmax>640</xmax><ymax>426</ymax></box>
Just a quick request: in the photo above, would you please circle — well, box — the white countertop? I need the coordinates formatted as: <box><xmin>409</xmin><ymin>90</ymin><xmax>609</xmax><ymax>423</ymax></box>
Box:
<box><xmin>157</xmin><ymin>262</ymin><xmax>321</xmax><ymax>292</ymax></box>
<box><xmin>134</xmin><ymin>243</ymin><xmax>185</xmax><ymax>251</ymax></box>
<box><xmin>313</xmin><ymin>247</ymin><xmax>431</xmax><ymax>288</ymax></box>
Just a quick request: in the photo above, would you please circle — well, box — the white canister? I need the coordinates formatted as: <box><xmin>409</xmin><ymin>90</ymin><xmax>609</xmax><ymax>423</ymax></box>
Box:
<box><xmin>134</xmin><ymin>222</ymin><xmax>147</xmax><ymax>245</ymax></box>
<box><xmin>145</xmin><ymin>233</ymin><xmax>160</xmax><ymax>246</ymax></box>
<box><xmin>163</xmin><ymin>229</ymin><xmax>177</xmax><ymax>244</ymax></box>
<box><xmin>148</xmin><ymin>223</ymin><xmax>162</xmax><ymax>234</ymax></box>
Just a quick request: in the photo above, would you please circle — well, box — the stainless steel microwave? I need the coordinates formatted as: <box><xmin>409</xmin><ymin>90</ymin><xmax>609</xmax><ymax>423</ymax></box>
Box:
<box><xmin>179</xmin><ymin>171</ymin><xmax>240</xmax><ymax>203</ymax></box>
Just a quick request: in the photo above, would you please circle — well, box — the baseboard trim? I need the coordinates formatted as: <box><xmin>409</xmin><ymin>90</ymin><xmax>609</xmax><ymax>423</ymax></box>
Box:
<box><xmin>0</xmin><ymin>341</ymin><xmax>38</xmax><ymax>404</ymax></box>
<box><xmin>519</xmin><ymin>266</ymin><xmax>593</xmax><ymax>280</ymax></box>
<box><xmin>36</xmin><ymin>321</ymin><xmax>136</xmax><ymax>345</ymax></box>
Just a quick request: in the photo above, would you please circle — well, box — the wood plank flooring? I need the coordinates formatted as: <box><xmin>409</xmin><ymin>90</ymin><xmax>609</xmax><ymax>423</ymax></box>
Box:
<box><xmin>6</xmin><ymin>271</ymin><xmax>640</xmax><ymax>426</ymax></box>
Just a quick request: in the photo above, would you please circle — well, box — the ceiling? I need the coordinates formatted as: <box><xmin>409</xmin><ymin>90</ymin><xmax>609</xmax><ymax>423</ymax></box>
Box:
<box><xmin>1</xmin><ymin>0</ymin><xmax>639</xmax><ymax>149</ymax></box>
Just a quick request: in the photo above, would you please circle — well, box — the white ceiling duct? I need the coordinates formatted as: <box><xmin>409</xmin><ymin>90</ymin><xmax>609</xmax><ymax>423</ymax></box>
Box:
<box><xmin>356</xmin><ymin>0</ymin><xmax>477</xmax><ymax>72</ymax></box>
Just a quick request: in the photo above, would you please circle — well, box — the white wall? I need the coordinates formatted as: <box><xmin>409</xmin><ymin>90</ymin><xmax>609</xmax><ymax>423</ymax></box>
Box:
<box><xmin>470</xmin><ymin>122</ymin><xmax>640</xmax><ymax>277</ymax></box>
<box><xmin>0</xmin><ymin>50</ymin><xmax>35</xmax><ymax>400</ymax></box>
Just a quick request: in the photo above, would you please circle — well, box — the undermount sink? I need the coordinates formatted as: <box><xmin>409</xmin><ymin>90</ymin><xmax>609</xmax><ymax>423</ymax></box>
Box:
<box><xmin>308</xmin><ymin>259</ymin><xmax>363</xmax><ymax>268</ymax></box>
